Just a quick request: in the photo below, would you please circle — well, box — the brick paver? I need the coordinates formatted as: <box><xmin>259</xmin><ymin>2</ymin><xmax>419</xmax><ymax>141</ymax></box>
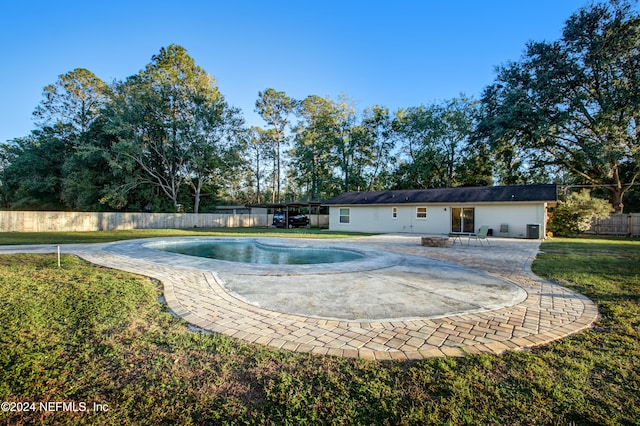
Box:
<box><xmin>1</xmin><ymin>235</ymin><xmax>599</xmax><ymax>359</ymax></box>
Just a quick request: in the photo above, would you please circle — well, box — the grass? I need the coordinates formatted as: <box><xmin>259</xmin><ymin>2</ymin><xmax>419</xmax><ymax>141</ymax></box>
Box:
<box><xmin>0</xmin><ymin>227</ymin><xmax>375</xmax><ymax>245</ymax></box>
<box><xmin>0</xmin><ymin>237</ymin><xmax>639</xmax><ymax>424</ymax></box>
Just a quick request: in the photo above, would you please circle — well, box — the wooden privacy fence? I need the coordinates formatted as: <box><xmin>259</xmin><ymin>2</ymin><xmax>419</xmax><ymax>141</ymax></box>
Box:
<box><xmin>589</xmin><ymin>213</ymin><xmax>640</xmax><ymax>237</ymax></box>
<box><xmin>0</xmin><ymin>210</ymin><xmax>270</xmax><ymax>232</ymax></box>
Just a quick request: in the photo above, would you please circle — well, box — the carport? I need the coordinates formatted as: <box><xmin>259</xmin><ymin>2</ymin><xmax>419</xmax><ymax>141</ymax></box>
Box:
<box><xmin>250</xmin><ymin>202</ymin><xmax>329</xmax><ymax>228</ymax></box>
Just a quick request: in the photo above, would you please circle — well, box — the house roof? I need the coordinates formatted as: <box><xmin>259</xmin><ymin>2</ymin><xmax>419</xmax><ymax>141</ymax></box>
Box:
<box><xmin>322</xmin><ymin>184</ymin><xmax>558</xmax><ymax>206</ymax></box>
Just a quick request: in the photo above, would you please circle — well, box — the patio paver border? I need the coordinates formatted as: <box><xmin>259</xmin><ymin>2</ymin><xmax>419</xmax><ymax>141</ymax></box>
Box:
<box><xmin>61</xmin><ymin>235</ymin><xmax>600</xmax><ymax>361</ymax></box>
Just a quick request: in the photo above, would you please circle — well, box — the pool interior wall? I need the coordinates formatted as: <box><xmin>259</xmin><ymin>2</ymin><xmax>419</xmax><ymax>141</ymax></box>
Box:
<box><xmin>150</xmin><ymin>239</ymin><xmax>365</xmax><ymax>265</ymax></box>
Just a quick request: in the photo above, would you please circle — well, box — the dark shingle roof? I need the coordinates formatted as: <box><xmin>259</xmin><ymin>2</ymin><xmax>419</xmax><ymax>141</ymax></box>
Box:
<box><xmin>323</xmin><ymin>184</ymin><xmax>557</xmax><ymax>205</ymax></box>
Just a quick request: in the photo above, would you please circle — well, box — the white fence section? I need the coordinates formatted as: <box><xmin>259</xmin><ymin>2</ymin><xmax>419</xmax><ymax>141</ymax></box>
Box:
<box><xmin>589</xmin><ymin>213</ymin><xmax>640</xmax><ymax>237</ymax></box>
<box><xmin>0</xmin><ymin>210</ymin><xmax>270</xmax><ymax>232</ymax></box>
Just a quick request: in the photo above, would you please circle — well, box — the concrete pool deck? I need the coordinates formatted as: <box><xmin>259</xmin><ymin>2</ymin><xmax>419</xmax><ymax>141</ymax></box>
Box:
<box><xmin>0</xmin><ymin>234</ymin><xmax>598</xmax><ymax>360</ymax></box>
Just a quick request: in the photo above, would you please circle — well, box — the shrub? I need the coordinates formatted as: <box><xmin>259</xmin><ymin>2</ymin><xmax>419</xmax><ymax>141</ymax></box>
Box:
<box><xmin>548</xmin><ymin>190</ymin><xmax>613</xmax><ymax>236</ymax></box>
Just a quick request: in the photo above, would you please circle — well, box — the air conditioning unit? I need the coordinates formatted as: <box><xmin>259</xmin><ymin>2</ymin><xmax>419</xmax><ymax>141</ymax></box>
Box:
<box><xmin>526</xmin><ymin>224</ymin><xmax>541</xmax><ymax>239</ymax></box>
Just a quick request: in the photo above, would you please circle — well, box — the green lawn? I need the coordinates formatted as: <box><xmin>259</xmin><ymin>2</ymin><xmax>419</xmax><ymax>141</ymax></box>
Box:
<box><xmin>0</xmin><ymin>237</ymin><xmax>639</xmax><ymax>424</ymax></box>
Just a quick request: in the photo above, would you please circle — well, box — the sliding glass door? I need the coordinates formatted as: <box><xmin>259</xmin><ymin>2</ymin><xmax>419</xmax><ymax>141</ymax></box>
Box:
<box><xmin>451</xmin><ymin>207</ymin><xmax>475</xmax><ymax>233</ymax></box>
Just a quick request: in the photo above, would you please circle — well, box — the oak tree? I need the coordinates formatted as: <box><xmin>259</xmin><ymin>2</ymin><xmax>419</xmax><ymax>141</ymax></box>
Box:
<box><xmin>477</xmin><ymin>1</ymin><xmax>640</xmax><ymax>212</ymax></box>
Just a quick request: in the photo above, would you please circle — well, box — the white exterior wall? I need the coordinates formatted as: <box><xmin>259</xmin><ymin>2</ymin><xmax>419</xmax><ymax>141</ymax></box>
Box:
<box><xmin>328</xmin><ymin>202</ymin><xmax>549</xmax><ymax>238</ymax></box>
<box><xmin>473</xmin><ymin>203</ymin><xmax>548</xmax><ymax>238</ymax></box>
<box><xmin>329</xmin><ymin>205</ymin><xmax>450</xmax><ymax>234</ymax></box>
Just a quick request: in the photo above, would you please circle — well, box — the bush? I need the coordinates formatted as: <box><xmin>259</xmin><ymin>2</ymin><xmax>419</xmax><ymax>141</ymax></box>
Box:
<box><xmin>548</xmin><ymin>190</ymin><xmax>613</xmax><ymax>236</ymax></box>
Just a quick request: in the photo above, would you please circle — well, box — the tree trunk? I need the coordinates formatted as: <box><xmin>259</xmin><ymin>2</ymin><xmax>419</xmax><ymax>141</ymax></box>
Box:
<box><xmin>270</xmin><ymin>153</ymin><xmax>277</xmax><ymax>204</ymax></box>
<box><xmin>193</xmin><ymin>179</ymin><xmax>203</xmax><ymax>214</ymax></box>
<box><xmin>276</xmin><ymin>138</ymin><xmax>281</xmax><ymax>204</ymax></box>
<box><xmin>256</xmin><ymin>162</ymin><xmax>261</xmax><ymax>204</ymax></box>
<box><xmin>609</xmin><ymin>186</ymin><xmax>625</xmax><ymax>214</ymax></box>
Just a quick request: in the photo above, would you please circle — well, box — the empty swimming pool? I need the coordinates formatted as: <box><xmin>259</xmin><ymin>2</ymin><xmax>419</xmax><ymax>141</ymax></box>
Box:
<box><xmin>150</xmin><ymin>239</ymin><xmax>365</xmax><ymax>265</ymax></box>
<box><xmin>106</xmin><ymin>236</ymin><xmax>528</xmax><ymax>321</ymax></box>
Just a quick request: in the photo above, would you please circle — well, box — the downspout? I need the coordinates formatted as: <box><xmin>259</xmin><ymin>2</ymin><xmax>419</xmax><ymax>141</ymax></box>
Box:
<box><xmin>542</xmin><ymin>202</ymin><xmax>548</xmax><ymax>239</ymax></box>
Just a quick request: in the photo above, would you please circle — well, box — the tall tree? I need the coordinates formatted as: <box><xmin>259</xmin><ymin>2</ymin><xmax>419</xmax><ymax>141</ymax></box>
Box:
<box><xmin>439</xmin><ymin>96</ymin><xmax>478</xmax><ymax>187</ymax></box>
<box><xmin>10</xmin><ymin>68</ymin><xmax>113</xmax><ymax>210</ymax></box>
<box><xmin>391</xmin><ymin>105</ymin><xmax>443</xmax><ymax>189</ymax></box>
<box><xmin>245</xmin><ymin>126</ymin><xmax>272</xmax><ymax>204</ymax></box>
<box><xmin>33</xmin><ymin>68</ymin><xmax>110</xmax><ymax>134</ymax></box>
<box><xmin>106</xmin><ymin>45</ymin><xmax>241</xmax><ymax>212</ymax></box>
<box><xmin>474</xmin><ymin>85</ymin><xmax>549</xmax><ymax>185</ymax></box>
<box><xmin>0</xmin><ymin>125</ymin><xmax>76</xmax><ymax>209</ymax></box>
<box><xmin>331</xmin><ymin>94</ymin><xmax>364</xmax><ymax>192</ymax></box>
<box><xmin>61</xmin><ymin>116</ymin><xmax>121</xmax><ymax>210</ymax></box>
<box><xmin>477</xmin><ymin>1</ymin><xmax>640</xmax><ymax>212</ymax></box>
<box><xmin>391</xmin><ymin>96</ymin><xmax>485</xmax><ymax>189</ymax></box>
<box><xmin>255</xmin><ymin>88</ymin><xmax>295</xmax><ymax>203</ymax></box>
<box><xmin>360</xmin><ymin>105</ymin><xmax>394</xmax><ymax>191</ymax></box>
<box><xmin>291</xmin><ymin>95</ymin><xmax>340</xmax><ymax>200</ymax></box>
<box><xmin>0</xmin><ymin>144</ymin><xmax>10</xmax><ymax>207</ymax></box>
<box><xmin>184</xmin><ymin>87</ymin><xmax>244</xmax><ymax>213</ymax></box>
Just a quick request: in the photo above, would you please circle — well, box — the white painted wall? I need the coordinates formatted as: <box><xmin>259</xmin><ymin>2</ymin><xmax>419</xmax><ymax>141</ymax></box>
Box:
<box><xmin>328</xmin><ymin>202</ymin><xmax>549</xmax><ymax>238</ymax></box>
<box><xmin>474</xmin><ymin>203</ymin><xmax>548</xmax><ymax>238</ymax></box>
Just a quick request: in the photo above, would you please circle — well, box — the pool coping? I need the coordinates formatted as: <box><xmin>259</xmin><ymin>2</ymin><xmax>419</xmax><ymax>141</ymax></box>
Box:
<box><xmin>107</xmin><ymin>237</ymin><xmax>529</xmax><ymax>322</ymax></box>
<box><xmin>0</xmin><ymin>235</ymin><xmax>599</xmax><ymax>360</ymax></box>
<box><xmin>108</xmin><ymin>237</ymin><xmax>404</xmax><ymax>275</ymax></box>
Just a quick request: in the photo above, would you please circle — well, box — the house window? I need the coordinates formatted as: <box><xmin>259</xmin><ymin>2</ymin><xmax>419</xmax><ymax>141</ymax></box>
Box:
<box><xmin>392</xmin><ymin>207</ymin><xmax>398</xmax><ymax>219</ymax></box>
<box><xmin>339</xmin><ymin>208</ymin><xmax>350</xmax><ymax>224</ymax></box>
<box><xmin>416</xmin><ymin>207</ymin><xmax>427</xmax><ymax>219</ymax></box>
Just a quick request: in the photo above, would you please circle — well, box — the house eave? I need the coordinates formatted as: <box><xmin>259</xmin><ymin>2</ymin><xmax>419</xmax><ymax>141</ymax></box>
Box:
<box><xmin>322</xmin><ymin>184</ymin><xmax>558</xmax><ymax>206</ymax></box>
<box><xmin>323</xmin><ymin>200</ymin><xmax>556</xmax><ymax>207</ymax></box>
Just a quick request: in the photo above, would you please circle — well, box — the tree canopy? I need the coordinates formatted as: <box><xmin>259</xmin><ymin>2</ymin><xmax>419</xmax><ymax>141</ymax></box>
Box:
<box><xmin>476</xmin><ymin>1</ymin><xmax>640</xmax><ymax>212</ymax></box>
<box><xmin>33</xmin><ymin>68</ymin><xmax>110</xmax><ymax>134</ymax></box>
<box><xmin>1</xmin><ymin>1</ymin><xmax>639</xmax><ymax>213</ymax></box>
<box><xmin>104</xmin><ymin>45</ymin><xmax>243</xmax><ymax>212</ymax></box>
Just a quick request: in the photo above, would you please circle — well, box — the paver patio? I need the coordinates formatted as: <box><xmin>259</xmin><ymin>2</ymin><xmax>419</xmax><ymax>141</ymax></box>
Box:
<box><xmin>0</xmin><ymin>234</ymin><xmax>598</xmax><ymax>360</ymax></box>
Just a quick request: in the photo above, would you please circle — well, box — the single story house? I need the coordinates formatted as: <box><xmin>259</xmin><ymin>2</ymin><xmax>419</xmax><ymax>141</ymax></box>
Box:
<box><xmin>322</xmin><ymin>184</ymin><xmax>558</xmax><ymax>239</ymax></box>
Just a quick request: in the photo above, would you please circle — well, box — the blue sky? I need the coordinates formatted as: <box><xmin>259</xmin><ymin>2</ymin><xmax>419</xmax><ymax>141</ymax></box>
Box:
<box><xmin>0</xmin><ymin>1</ymin><xmax>589</xmax><ymax>143</ymax></box>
